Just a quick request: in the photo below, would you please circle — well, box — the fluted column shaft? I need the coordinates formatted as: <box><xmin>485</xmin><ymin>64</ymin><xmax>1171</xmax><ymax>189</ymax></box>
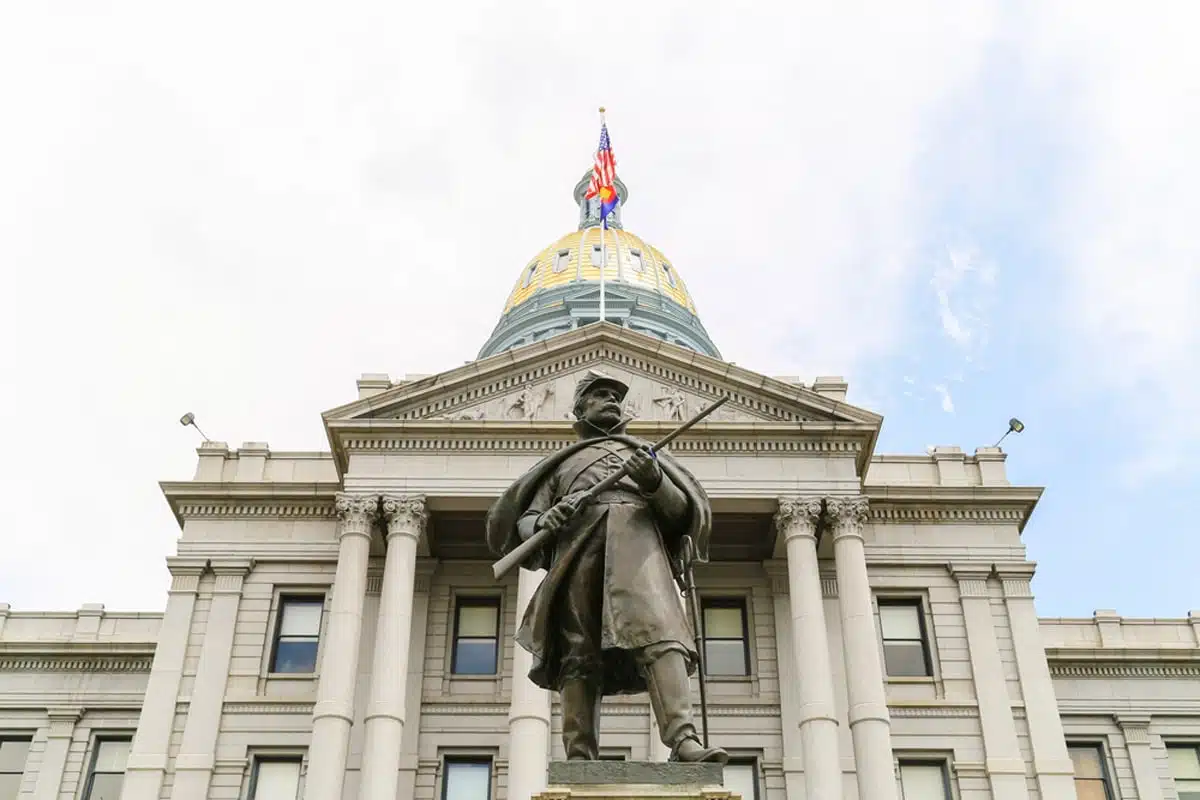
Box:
<box><xmin>827</xmin><ymin>496</ymin><xmax>898</xmax><ymax>800</ymax></box>
<box><xmin>776</xmin><ymin>497</ymin><xmax>841</xmax><ymax>800</ymax></box>
<box><xmin>358</xmin><ymin>496</ymin><xmax>427</xmax><ymax>800</ymax></box>
<box><xmin>120</xmin><ymin>561</ymin><xmax>204</xmax><ymax>800</ymax></box>
<box><xmin>952</xmin><ymin>566</ymin><xmax>1026</xmax><ymax>800</ymax></box>
<box><xmin>32</xmin><ymin>708</ymin><xmax>81</xmax><ymax>800</ymax></box>
<box><xmin>508</xmin><ymin>567</ymin><xmax>552</xmax><ymax>796</ymax></box>
<box><xmin>303</xmin><ymin>494</ymin><xmax>377</xmax><ymax>800</ymax></box>
<box><xmin>170</xmin><ymin>561</ymin><xmax>252</xmax><ymax>800</ymax></box>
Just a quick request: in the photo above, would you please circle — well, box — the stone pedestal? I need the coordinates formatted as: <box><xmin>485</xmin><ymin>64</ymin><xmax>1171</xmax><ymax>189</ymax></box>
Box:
<box><xmin>533</xmin><ymin>762</ymin><xmax>736</xmax><ymax>800</ymax></box>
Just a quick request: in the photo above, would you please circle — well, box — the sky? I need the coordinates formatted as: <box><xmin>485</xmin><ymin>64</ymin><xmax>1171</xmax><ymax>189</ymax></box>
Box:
<box><xmin>1</xmin><ymin>3</ymin><xmax>1197</xmax><ymax>618</ymax></box>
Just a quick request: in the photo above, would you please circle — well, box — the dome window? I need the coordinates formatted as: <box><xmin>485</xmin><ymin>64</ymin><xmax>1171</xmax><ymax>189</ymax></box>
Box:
<box><xmin>661</xmin><ymin>261</ymin><xmax>677</xmax><ymax>287</ymax></box>
<box><xmin>554</xmin><ymin>250</ymin><xmax>570</xmax><ymax>273</ymax></box>
<box><xmin>591</xmin><ymin>244</ymin><xmax>604</xmax><ymax>267</ymax></box>
<box><xmin>629</xmin><ymin>249</ymin><xmax>643</xmax><ymax>272</ymax></box>
<box><xmin>522</xmin><ymin>261</ymin><xmax>538</xmax><ymax>288</ymax></box>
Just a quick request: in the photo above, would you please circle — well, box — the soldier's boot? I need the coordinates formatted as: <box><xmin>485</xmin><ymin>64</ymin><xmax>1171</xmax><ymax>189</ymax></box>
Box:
<box><xmin>561</xmin><ymin>679</ymin><xmax>603</xmax><ymax>760</ymax></box>
<box><xmin>644</xmin><ymin>651</ymin><xmax>728</xmax><ymax>764</ymax></box>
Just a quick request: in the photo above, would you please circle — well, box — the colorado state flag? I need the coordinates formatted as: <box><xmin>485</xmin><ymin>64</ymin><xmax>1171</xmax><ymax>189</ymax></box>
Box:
<box><xmin>585</xmin><ymin>122</ymin><xmax>619</xmax><ymax>225</ymax></box>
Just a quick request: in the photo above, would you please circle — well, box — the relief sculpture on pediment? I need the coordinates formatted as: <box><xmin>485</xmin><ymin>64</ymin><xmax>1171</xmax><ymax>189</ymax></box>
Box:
<box><xmin>426</xmin><ymin>366</ymin><xmax>778</xmax><ymax>423</ymax></box>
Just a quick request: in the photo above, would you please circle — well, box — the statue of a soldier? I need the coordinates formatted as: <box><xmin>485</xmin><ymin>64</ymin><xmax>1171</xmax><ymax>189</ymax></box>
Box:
<box><xmin>486</xmin><ymin>371</ymin><xmax>728</xmax><ymax>763</ymax></box>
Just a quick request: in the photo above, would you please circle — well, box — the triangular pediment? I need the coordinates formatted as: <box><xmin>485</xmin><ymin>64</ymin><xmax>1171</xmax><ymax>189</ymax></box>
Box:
<box><xmin>324</xmin><ymin>324</ymin><xmax>881</xmax><ymax>429</ymax></box>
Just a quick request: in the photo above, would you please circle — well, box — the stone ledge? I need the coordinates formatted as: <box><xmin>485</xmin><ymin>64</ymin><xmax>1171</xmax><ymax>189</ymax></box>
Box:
<box><xmin>548</xmin><ymin>761</ymin><xmax>723</xmax><ymax>787</ymax></box>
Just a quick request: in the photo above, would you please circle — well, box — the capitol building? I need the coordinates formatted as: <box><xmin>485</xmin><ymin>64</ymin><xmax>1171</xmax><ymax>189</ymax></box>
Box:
<box><xmin>2</xmin><ymin>174</ymin><xmax>1198</xmax><ymax>800</ymax></box>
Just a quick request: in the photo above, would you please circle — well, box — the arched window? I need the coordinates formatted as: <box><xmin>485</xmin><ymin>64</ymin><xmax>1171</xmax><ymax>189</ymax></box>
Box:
<box><xmin>522</xmin><ymin>262</ymin><xmax>538</xmax><ymax>288</ymax></box>
<box><xmin>661</xmin><ymin>261</ymin><xmax>676</xmax><ymax>287</ymax></box>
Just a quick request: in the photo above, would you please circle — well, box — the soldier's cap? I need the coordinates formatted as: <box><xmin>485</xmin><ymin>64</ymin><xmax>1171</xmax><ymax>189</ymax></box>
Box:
<box><xmin>572</xmin><ymin>370</ymin><xmax>629</xmax><ymax>417</ymax></box>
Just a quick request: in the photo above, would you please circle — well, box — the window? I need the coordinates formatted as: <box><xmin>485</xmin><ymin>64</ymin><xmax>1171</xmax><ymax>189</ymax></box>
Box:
<box><xmin>249</xmin><ymin>758</ymin><xmax>302</xmax><ymax>800</ymax></box>
<box><xmin>0</xmin><ymin>739</ymin><xmax>30</xmax><ymax>800</ymax></box>
<box><xmin>271</xmin><ymin>596</ymin><xmax>324</xmax><ymax>674</ymax></box>
<box><xmin>598</xmin><ymin>752</ymin><xmax>627</xmax><ymax>761</ymax></box>
<box><xmin>879</xmin><ymin>599</ymin><xmax>933</xmax><ymax>677</ymax></box>
<box><xmin>629</xmin><ymin>249</ymin><xmax>643</xmax><ymax>272</ymax></box>
<box><xmin>442</xmin><ymin>758</ymin><xmax>492</xmax><ymax>800</ymax></box>
<box><xmin>1169</xmin><ymin>745</ymin><xmax>1200</xmax><ymax>800</ymax></box>
<box><xmin>452</xmin><ymin>597</ymin><xmax>500</xmax><ymax>675</ymax></box>
<box><xmin>522</xmin><ymin>262</ymin><xmax>538</xmax><ymax>287</ymax></box>
<box><xmin>701</xmin><ymin>598</ymin><xmax>750</xmax><ymax>676</ymax></box>
<box><xmin>591</xmin><ymin>244</ymin><xmax>603</xmax><ymax>267</ymax></box>
<box><xmin>1069</xmin><ymin>744</ymin><xmax>1113</xmax><ymax>800</ymax></box>
<box><xmin>83</xmin><ymin>738</ymin><xmax>130</xmax><ymax>800</ymax></box>
<box><xmin>661</xmin><ymin>262</ymin><xmax>676</xmax><ymax>287</ymax></box>
<box><xmin>554</xmin><ymin>250</ymin><xmax>570</xmax><ymax>273</ymax></box>
<box><xmin>897</xmin><ymin>761</ymin><xmax>950</xmax><ymax>800</ymax></box>
<box><xmin>725</xmin><ymin>758</ymin><xmax>759</xmax><ymax>800</ymax></box>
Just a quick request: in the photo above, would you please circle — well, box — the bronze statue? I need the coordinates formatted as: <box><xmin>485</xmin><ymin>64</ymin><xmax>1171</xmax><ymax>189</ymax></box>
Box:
<box><xmin>486</xmin><ymin>371</ymin><xmax>728</xmax><ymax>763</ymax></box>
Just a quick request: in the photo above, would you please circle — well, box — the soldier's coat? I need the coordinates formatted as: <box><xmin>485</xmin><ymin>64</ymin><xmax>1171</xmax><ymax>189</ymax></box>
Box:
<box><xmin>485</xmin><ymin>424</ymin><xmax>713</xmax><ymax>694</ymax></box>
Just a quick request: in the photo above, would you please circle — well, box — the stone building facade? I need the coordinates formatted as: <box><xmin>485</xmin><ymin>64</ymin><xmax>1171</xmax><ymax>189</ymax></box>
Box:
<box><xmin>2</xmin><ymin>178</ymin><xmax>1198</xmax><ymax>800</ymax></box>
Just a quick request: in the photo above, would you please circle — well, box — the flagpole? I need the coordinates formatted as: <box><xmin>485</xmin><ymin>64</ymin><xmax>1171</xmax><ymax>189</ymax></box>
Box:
<box><xmin>598</xmin><ymin>106</ymin><xmax>606</xmax><ymax>324</ymax></box>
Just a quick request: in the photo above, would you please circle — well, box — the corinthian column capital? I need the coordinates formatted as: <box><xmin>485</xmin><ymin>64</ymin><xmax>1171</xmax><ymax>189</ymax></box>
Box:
<box><xmin>824</xmin><ymin>495</ymin><xmax>869</xmax><ymax>539</ymax></box>
<box><xmin>775</xmin><ymin>497</ymin><xmax>823</xmax><ymax>542</ymax></box>
<box><xmin>381</xmin><ymin>495</ymin><xmax>428</xmax><ymax>542</ymax></box>
<box><xmin>335</xmin><ymin>493</ymin><xmax>379</xmax><ymax>538</ymax></box>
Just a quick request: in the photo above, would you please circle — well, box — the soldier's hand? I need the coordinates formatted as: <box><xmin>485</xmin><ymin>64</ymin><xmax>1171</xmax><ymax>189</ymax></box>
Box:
<box><xmin>538</xmin><ymin>491</ymin><xmax>588</xmax><ymax>531</ymax></box>
<box><xmin>627</xmin><ymin>446</ymin><xmax>663</xmax><ymax>492</ymax></box>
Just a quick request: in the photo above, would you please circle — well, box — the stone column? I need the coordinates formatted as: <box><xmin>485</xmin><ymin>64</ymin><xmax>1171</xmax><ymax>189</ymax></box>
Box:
<box><xmin>358</xmin><ymin>496</ymin><xmax>427</xmax><ymax>800</ymax></box>
<box><xmin>120</xmin><ymin>559</ymin><xmax>205</xmax><ymax>800</ymax></box>
<box><xmin>776</xmin><ymin>497</ymin><xmax>840</xmax><ymax>800</ymax></box>
<box><xmin>950</xmin><ymin>565</ymin><xmax>1026</xmax><ymax>800</ymax></box>
<box><xmin>31</xmin><ymin>707</ymin><xmax>81</xmax><ymax>800</ymax></box>
<box><xmin>398</xmin><ymin>561</ymin><xmax>435</xmax><ymax>800</ymax></box>
<box><xmin>1117</xmin><ymin>715</ymin><xmax>1166</xmax><ymax>800</ymax></box>
<box><xmin>509</xmin><ymin>567</ymin><xmax>553</xmax><ymax>797</ymax></box>
<box><xmin>766</xmin><ymin>563</ymin><xmax>806</xmax><ymax>799</ymax></box>
<box><xmin>170</xmin><ymin>560</ymin><xmax>252</xmax><ymax>800</ymax></box>
<box><xmin>304</xmin><ymin>493</ymin><xmax>377</xmax><ymax>800</ymax></box>
<box><xmin>997</xmin><ymin>566</ymin><xmax>1076</xmax><ymax>799</ymax></box>
<box><xmin>826</xmin><ymin>496</ymin><xmax>897</xmax><ymax>800</ymax></box>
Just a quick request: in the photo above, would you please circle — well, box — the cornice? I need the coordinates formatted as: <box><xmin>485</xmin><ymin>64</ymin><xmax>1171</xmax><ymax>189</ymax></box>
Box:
<box><xmin>0</xmin><ymin>643</ymin><xmax>154</xmax><ymax>673</ymax></box>
<box><xmin>1045</xmin><ymin>646</ymin><xmax>1200</xmax><ymax>664</ymax></box>
<box><xmin>865</xmin><ymin>486</ymin><xmax>1042</xmax><ymax>531</ymax></box>
<box><xmin>159</xmin><ymin>482</ymin><xmax>341</xmax><ymax>527</ymax></box>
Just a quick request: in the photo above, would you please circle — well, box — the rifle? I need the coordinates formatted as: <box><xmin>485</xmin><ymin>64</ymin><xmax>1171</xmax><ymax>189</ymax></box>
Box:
<box><xmin>490</xmin><ymin>396</ymin><xmax>729</xmax><ymax>580</ymax></box>
<box><xmin>678</xmin><ymin>534</ymin><xmax>711</xmax><ymax>747</ymax></box>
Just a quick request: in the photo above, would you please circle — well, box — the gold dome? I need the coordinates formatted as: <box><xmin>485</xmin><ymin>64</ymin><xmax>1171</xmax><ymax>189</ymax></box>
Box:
<box><xmin>503</xmin><ymin>227</ymin><xmax>698</xmax><ymax>315</ymax></box>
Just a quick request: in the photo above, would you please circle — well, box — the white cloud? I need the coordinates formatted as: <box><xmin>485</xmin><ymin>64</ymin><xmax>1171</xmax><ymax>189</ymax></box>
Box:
<box><xmin>1022</xmin><ymin>4</ymin><xmax>1200</xmax><ymax>482</ymax></box>
<box><xmin>933</xmin><ymin>384</ymin><xmax>956</xmax><ymax>414</ymax></box>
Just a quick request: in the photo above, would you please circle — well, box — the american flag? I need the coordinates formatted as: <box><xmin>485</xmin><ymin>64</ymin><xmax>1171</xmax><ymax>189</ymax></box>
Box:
<box><xmin>584</xmin><ymin>122</ymin><xmax>618</xmax><ymax>221</ymax></box>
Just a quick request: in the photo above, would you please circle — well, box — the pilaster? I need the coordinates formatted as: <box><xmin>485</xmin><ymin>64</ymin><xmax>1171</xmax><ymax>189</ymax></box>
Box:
<box><xmin>949</xmin><ymin>564</ymin><xmax>1026</xmax><ymax>800</ymax></box>
<box><xmin>826</xmin><ymin>496</ymin><xmax>897</xmax><ymax>800</ymax></box>
<box><xmin>509</xmin><ymin>568</ymin><xmax>553</xmax><ymax>799</ymax></box>
<box><xmin>304</xmin><ymin>492</ymin><xmax>378</xmax><ymax>800</ymax></box>
<box><xmin>358</xmin><ymin>495</ymin><xmax>428</xmax><ymax>800</ymax></box>
<box><xmin>765</xmin><ymin>562</ymin><xmax>805</xmax><ymax>799</ymax></box>
<box><xmin>1116</xmin><ymin>715</ymin><xmax>1166</xmax><ymax>800</ymax></box>
<box><xmin>31</xmin><ymin>707</ymin><xmax>82</xmax><ymax>800</ymax></box>
<box><xmin>996</xmin><ymin>564</ymin><xmax>1076</xmax><ymax>799</ymax></box>
<box><xmin>120</xmin><ymin>558</ymin><xmax>206</xmax><ymax>800</ymax></box>
<box><xmin>776</xmin><ymin>497</ymin><xmax>839</xmax><ymax>800</ymax></box>
<box><xmin>170</xmin><ymin>559</ymin><xmax>252</xmax><ymax>800</ymax></box>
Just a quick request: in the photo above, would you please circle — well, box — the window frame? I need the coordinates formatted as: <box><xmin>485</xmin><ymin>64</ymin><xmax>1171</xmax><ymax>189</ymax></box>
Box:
<box><xmin>440</xmin><ymin>755</ymin><xmax>494</xmax><ymax>800</ymax></box>
<box><xmin>876</xmin><ymin>596</ymin><xmax>935</xmax><ymax>679</ymax></box>
<box><xmin>450</xmin><ymin>595</ymin><xmax>502</xmax><ymax>676</ymax></box>
<box><xmin>896</xmin><ymin>758</ymin><xmax>953</xmax><ymax>800</ymax></box>
<box><xmin>246</xmin><ymin>754</ymin><xmax>305</xmax><ymax>800</ymax></box>
<box><xmin>0</xmin><ymin>736</ymin><xmax>32</xmax><ymax>797</ymax></box>
<box><xmin>699</xmin><ymin>596</ymin><xmax>752</xmax><ymax>678</ymax></box>
<box><xmin>554</xmin><ymin>250</ymin><xmax>570</xmax><ymax>273</ymax></box>
<box><xmin>1168</xmin><ymin>742</ymin><xmax>1200</xmax><ymax>798</ymax></box>
<box><xmin>268</xmin><ymin>593</ymin><xmax>326</xmax><ymax>676</ymax></box>
<box><xmin>1067</xmin><ymin>741</ymin><xmax>1115</xmax><ymax>800</ymax></box>
<box><xmin>724</xmin><ymin>755</ymin><xmax>761</xmax><ymax>800</ymax></box>
<box><xmin>629</xmin><ymin>249</ymin><xmax>644</xmax><ymax>272</ymax></box>
<box><xmin>521</xmin><ymin>261</ymin><xmax>539</xmax><ymax>288</ymax></box>
<box><xmin>81</xmin><ymin>735</ymin><xmax>133</xmax><ymax>800</ymax></box>
<box><xmin>660</xmin><ymin>261</ymin><xmax>676</xmax><ymax>287</ymax></box>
